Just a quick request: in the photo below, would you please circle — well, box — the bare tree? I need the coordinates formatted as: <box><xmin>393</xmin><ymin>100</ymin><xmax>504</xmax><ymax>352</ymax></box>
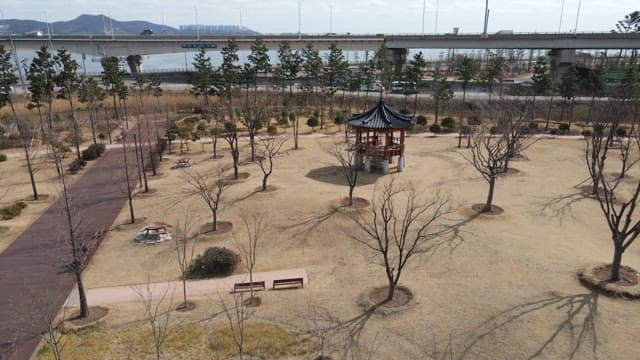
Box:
<box><xmin>586</xmin><ymin>100</ymin><xmax>640</xmax><ymax>281</ymax></box>
<box><xmin>174</xmin><ymin>213</ymin><xmax>197</xmax><ymax>310</ymax></box>
<box><xmin>236</xmin><ymin>212</ymin><xmax>266</xmax><ymax>306</ymax></box>
<box><xmin>36</xmin><ymin>291</ymin><xmax>67</xmax><ymax>360</ymax></box>
<box><xmin>495</xmin><ymin>100</ymin><xmax>538</xmax><ymax>172</ymax></box>
<box><xmin>256</xmin><ymin>136</ymin><xmax>287</xmax><ymax>191</ymax></box>
<box><xmin>216</xmin><ymin>292</ymin><xmax>254</xmax><ymax>360</ymax></box>
<box><xmin>239</xmin><ymin>96</ymin><xmax>269</xmax><ymax>162</ymax></box>
<box><xmin>329</xmin><ymin>142</ymin><xmax>361</xmax><ymax>206</ymax></box>
<box><xmin>352</xmin><ymin>178</ymin><xmax>451</xmax><ymax>302</ymax></box>
<box><xmin>183</xmin><ymin>166</ymin><xmax>229</xmax><ymax>232</ymax></box>
<box><xmin>49</xmin><ymin>132</ymin><xmax>90</xmax><ymax>318</ymax></box>
<box><xmin>134</xmin><ymin>278</ymin><xmax>173</xmax><ymax>360</ymax></box>
<box><xmin>221</xmin><ymin>119</ymin><xmax>241</xmax><ymax>180</ymax></box>
<box><xmin>464</xmin><ymin>125</ymin><xmax>509</xmax><ymax>213</ymax></box>
<box><xmin>121</xmin><ymin>132</ymin><xmax>136</xmax><ymax>224</ymax></box>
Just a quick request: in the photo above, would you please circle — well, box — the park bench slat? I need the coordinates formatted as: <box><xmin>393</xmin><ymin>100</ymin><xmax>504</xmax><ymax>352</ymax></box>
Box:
<box><xmin>233</xmin><ymin>281</ymin><xmax>266</xmax><ymax>293</ymax></box>
<box><xmin>272</xmin><ymin>277</ymin><xmax>304</xmax><ymax>290</ymax></box>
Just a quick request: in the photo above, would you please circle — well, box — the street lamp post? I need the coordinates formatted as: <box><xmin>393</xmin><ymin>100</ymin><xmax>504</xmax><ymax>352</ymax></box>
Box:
<box><xmin>329</xmin><ymin>4</ymin><xmax>333</xmax><ymax>34</ymax></box>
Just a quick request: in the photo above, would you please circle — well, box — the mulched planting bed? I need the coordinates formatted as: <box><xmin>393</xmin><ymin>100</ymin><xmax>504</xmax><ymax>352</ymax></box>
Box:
<box><xmin>471</xmin><ymin>204</ymin><xmax>505</xmax><ymax>215</ymax></box>
<box><xmin>175</xmin><ymin>301</ymin><xmax>197</xmax><ymax>312</ymax></box>
<box><xmin>23</xmin><ymin>194</ymin><xmax>50</xmax><ymax>202</ymax></box>
<box><xmin>243</xmin><ymin>296</ymin><xmax>262</xmax><ymax>307</ymax></box>
<box><xmin>359</xmin><ymin>286</ymin><xmax>415</xmax><ymax>315</ymax></box>
<box><xmin>254</xmin><ymin>185</ymin><xmax>278</xmax><ymax>193</ymax></box>
<box><xmin>225</xmin><ymin>172</ymin><xmax>251</xmax><ymax>183</ymax></box>
<box><xmin>64</xmin><ymin>306</ymin><xmax>109</xmax><ymax>331</ymax></box>
<box><xmin>335</xmin><ymin>197</ymin><xmax>371</xmax><ymax>211</ymax></box>
<box><xmin>199</xmin><ymin>221</ymin><xmax>233</xmax><ymax>236</ymax></box>
<box><xmin>497</xmin><ymin>167</ymin><xmax>522</xmax><ymax>176</ymax></box>
<box><xmin>578</xmin><ymin>264</ymin><xmax>640</xmax><ymax>299</ymax></box>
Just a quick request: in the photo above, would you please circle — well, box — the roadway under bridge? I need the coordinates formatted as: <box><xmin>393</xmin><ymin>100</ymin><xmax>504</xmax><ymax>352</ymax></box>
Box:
<box><xmin>2</xmin><ymin>33</ymin><xmax>639</xmax><ymax>74</ymax></box>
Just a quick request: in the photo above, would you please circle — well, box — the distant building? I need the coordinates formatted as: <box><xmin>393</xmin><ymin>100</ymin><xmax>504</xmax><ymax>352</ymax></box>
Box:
<box><xmin>179</xmin><ymin>24</ymin><xmax>259</xmax><ymax>35</ymax></box>
<box><xmin>0</xmin><ymin>24</ymin><xmax>9</xmax><ymax>36</ymax></box>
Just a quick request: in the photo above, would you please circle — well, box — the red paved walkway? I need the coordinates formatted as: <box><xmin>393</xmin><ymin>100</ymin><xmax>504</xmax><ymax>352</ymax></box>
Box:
<box><xmin>0</xmin><ymin>142</ymin><xmax>140</xmax><ymax>359</ymax></box>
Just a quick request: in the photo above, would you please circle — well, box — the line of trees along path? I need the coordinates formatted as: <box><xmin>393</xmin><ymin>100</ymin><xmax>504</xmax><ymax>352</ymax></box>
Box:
<box><xmin>0</xmin><ymin>141</ymin><xmax>143</xmax><ymax>359</ymax></box>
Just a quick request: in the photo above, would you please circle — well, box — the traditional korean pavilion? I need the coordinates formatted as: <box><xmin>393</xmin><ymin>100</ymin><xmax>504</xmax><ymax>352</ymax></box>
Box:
<box><xmin>347</xmin><ymin>100</ymin><xmax>416</xmax><ymax>174</ymax></box>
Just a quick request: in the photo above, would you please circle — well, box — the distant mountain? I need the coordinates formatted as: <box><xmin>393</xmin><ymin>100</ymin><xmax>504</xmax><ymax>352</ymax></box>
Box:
<box><xmin>0</xmin><ymin>14</ymin><xmax>260</xmax><ymax>36</ymax></box>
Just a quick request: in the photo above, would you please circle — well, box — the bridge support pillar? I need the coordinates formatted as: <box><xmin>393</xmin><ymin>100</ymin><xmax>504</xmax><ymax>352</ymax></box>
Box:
<box><xmin>388</xmin><ymin>48</ymin><xmax>408</xmax><ymax>79</ymax></box>
<box><xmin>126</xmin><ymin>55</ymin><xmax>143</xmax><ymax>74</ymax></box>
<box><xmin>548</xmin><ymin>49</ymin><xmax>576</xmax><ymax>79</ymax></box>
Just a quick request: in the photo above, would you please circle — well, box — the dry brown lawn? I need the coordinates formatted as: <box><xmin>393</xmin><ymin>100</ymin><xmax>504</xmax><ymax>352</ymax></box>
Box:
<box><xmin>61</xmin><ymin>134</ymin><xmax>640</xmax><ymax>359</ymax></box>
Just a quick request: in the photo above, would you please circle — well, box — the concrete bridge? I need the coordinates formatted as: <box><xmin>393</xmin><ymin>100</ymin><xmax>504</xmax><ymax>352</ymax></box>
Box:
<box><xmin>2</xmin><ymin>32</ymin><xmax>639</xmax><ymax>74</ymax></box>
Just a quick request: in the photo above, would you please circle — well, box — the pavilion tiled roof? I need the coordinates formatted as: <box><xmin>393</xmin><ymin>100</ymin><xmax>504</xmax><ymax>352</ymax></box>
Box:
<box><xmin>347</xmin><ymin>100</ymin><xmax>416</xmax><ymax>129</ymax></box>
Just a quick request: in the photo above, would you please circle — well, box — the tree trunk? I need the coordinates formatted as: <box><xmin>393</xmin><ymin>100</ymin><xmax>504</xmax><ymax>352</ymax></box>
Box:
<box><xmin>545</xmin><ymin>95</ymin><xmax>554</xmax><ymax>131</ymax></box>
<box><xmin>75</xmin><ymin>269</ymin><xmax>89</xmax><ymax>318</ymax></box>
<box><xmin>212</xmin><ymin>210</ymin><xmax>218</xmax><ymax>232</ymax></box>
<box><xmin>385</xmin><ymin>282</ymin><xmax>396</xmax><ymax>302</ymax></box>
<box><xmin>10</xmin><ymin>100</ymin><xmax>38</xmax><ymax>200</ymax></box>
<box><xmin>89</xmin><ymin>107</ymin><xmax>97</xmax><ymax>144</ymax></box>
<box><xmin>348</xmin><ymin>185</ymin><xmax>355</xmax><ymax>206</ymax></box>
<box><xmin>483</xmin><ymin>176</ymin><xmax>496</xmax><ymax>213</ymax></box>
<box><xmin>68</xmin><ymin>95</ymin><xmax>82</xmax><ymax>160</ymax></box>
<box><xmin>122</xmin><ymin>137</ymin><xmax>135</xmax><ymax>224</ymax></box>
<box><xmin>610</xmin><ymin>243</ymin><xmax>623</xmax><ymax>282</ymax></box>
<box><xmin>262</xmin><ymin>175</ymin><xmax>268</xmax><ymax>192</ymax></box>
<box><xmin>212</xmin><ymin>134</ymin><xmax>218</xmax><ymax>159</ymax></box>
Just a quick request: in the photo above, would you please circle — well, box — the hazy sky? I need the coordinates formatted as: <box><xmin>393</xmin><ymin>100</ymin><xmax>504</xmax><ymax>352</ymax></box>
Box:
<box><xmin>1</xmin><ymin>0</ymin><xmax>637</xmax><ymax>34</ymax></box>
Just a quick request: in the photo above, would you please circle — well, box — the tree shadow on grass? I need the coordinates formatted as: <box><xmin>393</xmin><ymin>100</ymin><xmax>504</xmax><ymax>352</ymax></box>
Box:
<box><xmin>306</xmin><ymin>166</ymin><xmax>382</xmax><ymax>187</ymax></box>
<box><xmin>460</xmin><ymin>291</ymin><xmax>599</xmax><ymax>360</ymax></box>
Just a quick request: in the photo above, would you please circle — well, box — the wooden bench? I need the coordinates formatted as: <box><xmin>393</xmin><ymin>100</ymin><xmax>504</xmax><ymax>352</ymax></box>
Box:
<box><xmin>272</xmin><ymin>277</ymin><xmax>304</xmax><ymax>290</ymax></box>
<box><xmin>233</xmin><ymin>281</ymin><xmax>266</xmax><ymax>293</ymax></box>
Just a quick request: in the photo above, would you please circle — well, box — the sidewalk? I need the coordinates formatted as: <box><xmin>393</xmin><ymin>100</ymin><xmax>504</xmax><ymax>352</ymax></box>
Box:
<box><xmin>64</xmin><ymin>268</ymin><xmax>308</xmax><ymax>307</ymax></box>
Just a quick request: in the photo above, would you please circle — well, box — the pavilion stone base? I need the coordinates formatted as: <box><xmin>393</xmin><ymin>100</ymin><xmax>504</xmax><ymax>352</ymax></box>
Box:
<box><xmin>363</xmin><ymin>157</ymin><xmax>391</xmax><ymax>174</ymax></box>
<box><xmin>398</xmin><ymin>156</ymin><xmax>405</xmax><ymax>172</ymax></box>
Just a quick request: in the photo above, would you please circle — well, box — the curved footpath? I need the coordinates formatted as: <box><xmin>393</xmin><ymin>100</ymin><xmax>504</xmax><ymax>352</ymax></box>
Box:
<box><xmin>0</xmin><ymin>141</ymin><xmax>140</xmax><ymax>360</ymax></box>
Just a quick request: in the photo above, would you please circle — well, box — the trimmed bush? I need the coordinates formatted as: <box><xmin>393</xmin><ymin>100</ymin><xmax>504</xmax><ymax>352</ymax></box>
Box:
<box><xmin>581</xmin><ymin>130</ymin><xmax>592</xmax><ymax>137</ymax></box>
<box><xmin>461</xmin><ymin>126</ymin><xmax>471</xmax><ymax>135</ymax></box>
<box><xmin>468</xmin><ymin>116</ymin><xmax>481</xmax><ymax>126</ymax></box>
<box><xmin>416</xmin><ymin>115</ymin><xmax>427</xmax><ymax>126</ymax></box>
<box><xmin>616</xmin><ymin>127</ymin><xmax>628</xmax><ymax>137</ymax></box>
<box><xmin>307</xmin><ymin>117</ymin><xmax>319</xmax><ymax>129</ymax></box>
<box><xmin>441</xmin><ymin>117</ymin><xmax>456</xmax><ymax>130</ymax></box>
<box><xmin>82</xmin><ymin>143</ymin><xmax>106</xmax><ymax>161</ymax></box>
<box><xmin>528</xmin><ymin>122</ymin><xmax>539</xmax><ymax>131</ymax></box>
<box><xmin>1</xmin><ymin>202</ymin><xmax>27</xmax><ymax>220</ymax></box>
<box><xmin>490</xmin><ymin>126</ymin><xmax>500</xmax><ymax>135</ymax></box>
<box><xmin>68</xmin><ymin>158</ymin><xmax>87</xmax><ymax>173</ymax></box>
<box><xmin>558</xmin><ymin>123</ymin><xmax>570</xmax><ymax>133</ymax></box>
<box><xmin>187</xmin><ymin>247</ymin><xmax>240</xmax><ymax>279</ymax></box>
<box><xmin>429</xmin><ymin>124</ymin><xmax>442</xmax><ymax>134</ymax></box>
<box><xmin>267</xmin><ymin>124</ymin><xmax>278</xmax><ymax>135</ymax></box>
<box><xmin>334</xmin><ymin>114</ymin><xmax>346</xmax><ymax>125</ymax></box>
<box><xmin>0</xmin><ymin>153</ymin><xmax>6</xmax><ymax>162</ymax></box>
<box><xmin>549</xmin><ymin>128</ymin><xmax>559</xmax><ymax>136</ymax></box>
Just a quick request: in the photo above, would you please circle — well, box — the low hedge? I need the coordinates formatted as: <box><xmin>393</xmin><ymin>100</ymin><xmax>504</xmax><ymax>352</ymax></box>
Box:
<box><xmin>82</xmin><ymin>143</ymin><xmax>106</xmax><ymax>161</ymax></box>
<box><xmin>187</xmin><ymin>247</ymin><xmax>240</xmax><ymax>279</ymax></box>
<box><xmin>68</xmin><ymin>158</ymin><xmax>87</xmax><ymax>173</ymax></box>
<box><xmin>0</xmin><ymin>153</ymin><xmax>6</xmax><ymax>162</ymax></box>
<box><xmin>1</xmin><ymin>202</ymin><xmax>27</xmax><ymax>220</ymax></box>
